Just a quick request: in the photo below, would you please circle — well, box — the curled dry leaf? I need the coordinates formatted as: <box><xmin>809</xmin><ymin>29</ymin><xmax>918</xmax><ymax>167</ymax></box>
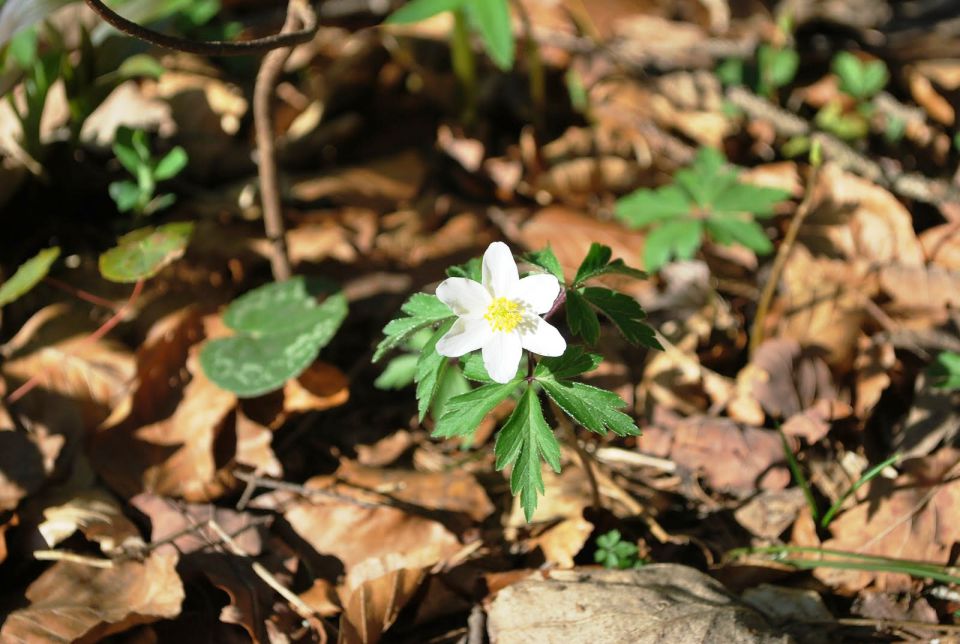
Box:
<box><xmin>338</xmin><ymin>547</ymin><xmax>446</xmax><ymax>644</ymax></box>
<box><xmin>736</xmin><ymin>339</ymin><xmax>838</xmax><ymax>421</ymax></box>
<box><xmin>486</xmin><ymin>566</ymin><xmax>789</xmax><ymax>644</ymax></box>
<box><xmin>290</xmin><ymin>150</ymin><xmax>427</xmax><ymax>208</ymax></box>
<box><xmin>813</xmin><ymin>448</ymin><xmax>960</xmax><ymax>592</ymax></box>
<box><xmin>38</xmin><ymin>487</ymin><xmax>143</xmax><ymax>556</ymax></box>
<box><xmin>526</xmin><ymin>516</ymin><xmax>594</xmax><ymax>569</ymax></box>
<box><xmin>0</xmin><ymin>551</ymin><xmax>184</xmax><ymax>642</ymax></box>
<box><xmin>920</xmin><ymin>222</ymin><xmax>960</xmax><ymax>270</ymax></box>
<box><xmin>640</xmin><ymin>416</ymin><xmax>789</xmax><ymax>495</ymax></box>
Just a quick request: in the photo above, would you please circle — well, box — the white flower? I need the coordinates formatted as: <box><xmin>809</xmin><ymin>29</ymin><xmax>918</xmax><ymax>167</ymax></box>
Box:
<box><xmin>435</xmin><ymin>241</ymin><xmax>566</xmax><ymax>383</ymax></box>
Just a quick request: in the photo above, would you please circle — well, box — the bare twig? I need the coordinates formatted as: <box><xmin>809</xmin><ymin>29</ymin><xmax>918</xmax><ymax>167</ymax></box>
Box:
<box><xmin>749</xmin><ymin>164</ymin><xmax>821</xmax><ymax>356</ymax></box>
<box><xmin>233</xmin><ymin>470</ymin><xmax>380</xmax><ymax>508</ymax></box>
<box><xmin>254</xmin><ymin>1</ymin><xmax>312</xmax><ymax>282</ymax></box>
<box><xmin>83</xmin><ymin>0</ymin><xmax>318</xmax><ymax>57</ymax></box>
<box><xmin>33</xmin><ymin>549</ymin><xmax>115</xmax><ymax>568</ymax></box>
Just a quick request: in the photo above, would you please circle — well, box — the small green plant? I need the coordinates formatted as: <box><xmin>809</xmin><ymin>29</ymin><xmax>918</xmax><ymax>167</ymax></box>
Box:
<box><xmin>200</xmin><ymin>278</ymin><xmax>348</xmax><ymax>398</ymax></box>
<box><xmin>928</xmin><ymin>352</ymin><xmax>960</xmax><ymax>389</ymax></box>
<box><xmin>0</xmin><ymin>246</ymin><xmax>60</xmax><ymax>307</ymax></box>
<box><xmin>594</xmin><ymin>529</ymin><xmax>645</xmax><ymax>569</ymax></box>
<box><xmin>387</xmin><ymin>0</ymin><xmax>513</xmax><ymax>119</ymax></box>
<box><xmin>717</xmin><ymin>43</ymin><xmax>798</xmax><ymax>98</ymax></box>
<box><xmin>375</xmin><ymin>242</ymin><xmax>660</xmax><ymax>520</ymax></box>
<box><xmin>614</xmin><ymin>147</ymin><xmax>791</xmax><ymax>272</ymax></box>
<box><xmin>816</xmin><ymin>52</ymin><xmax>889</xmax><ymax>141</ymax></box>
<box><xmin>109</xmin><ymin>127</ymin><xmax>188</xmax><ymax>217</ymax></box>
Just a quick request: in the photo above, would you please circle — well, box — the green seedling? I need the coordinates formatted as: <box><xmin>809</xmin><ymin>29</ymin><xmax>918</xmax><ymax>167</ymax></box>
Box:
<box><xmin>376</xmin><ymin>242</ymin><xmax>659</xmax><ymax>521</ymax></box>
<box><xmin>718</xmin><ymin>43</ymin><xmax>798</xmax><ymax>98</ymax></box>
<box><xmin>928</xmin><ymin>352</ymin><xmax>960</xmax><ymax>390</ymax></box>
<box><xmin>816</xmin><ymin>52</ymin><xmax>889</xmax><ymax>141</ymax></box>
<box><xmin>0</xmin><ymin>246</ymin><xmax>60</xmax><ymax>307</ymax></box>
<box><xmin>109</xmin><ymin>127</ymin><xmax>188</xmax><ymax>217</ymax></box>
<box><xmin>614</xmin><ymin>147</ymin><xmax>791</xmax><ymax>272</ymax></box>
<box><xmin>594</xmin><ymin>530</ymin><xmax>645</xmax><ymax>570</ymax></box>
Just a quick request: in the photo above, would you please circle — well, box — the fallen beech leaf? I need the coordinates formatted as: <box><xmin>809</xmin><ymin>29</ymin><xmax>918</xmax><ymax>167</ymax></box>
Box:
<box><xmin>815</xmin><ymin>448</ymin><xmax>960</xmax><ymax>591</ymax></box>
<box><xmin>803</xmin><ymin>165</ymin><xmax>925</xmax><ymax>267</ymax></box>
<box><xmin>38</xmin><ymin>488</ymin><xmax>143</xmax><ymax>556</ymax></box>
<box><xmin>299</xmin><ymin>579</ymin><xmax>341</xmax><ymax>618</ymax></box>
<box><xmin>291</xmin><ymin>150</ymin><xmax>426</xmax><ymax>208</ymax></box>
<box><xmin>734</xmin><ymin>488</ymin><xmax>807</xmax><ymax>539</ymax></box>
<box><xmin>527</xmin><ymin>516</ymin><xmax>594</xmax><ymax>568</ymax></box>
<box><xmin>852</xmin><ymin>591</ymin><xmax>939</xmax><ymax>624</ymax></box>
<box><xmin>279</xmin><ymin>478</ymin><xmax>460</xmax><ymax>573</ymax></box>
<box><xmin>737</xmin><ymin>339</ymin><xmax>838</xmax><ymax>420</ymax></box>
<box><xmin>338</xmin><ymin>548</ymin><xmax>444</xmax><ymax>644</ymax></box>
<box><xmin>741</xmin><ymin>584</ymin><xmax>833</xmax><ymax>625</ymax></box>
<box><xmin>335</xmin><ymin>460</ymin><xmax>494</xmax><ymax>523</ymax></box>
<box><xmin>892</xmin><ymin>372</ymin><xmax>960</xmax><ymax>459</ymax></box>
<box><xmin>878</xmin><ymin>263</ymin><xmax>960</xmax><ymax>313</ymax></box>
<box><xmin>282</xmin><ymin>361</ymin><xmax>350</xmax><ymax>415</ymax></box>
<box><xmin>781</xmin><ymin>399</ymin><xmax>852</xmax><ymax>444</ymax></box>
<box><xmin>0</xmin><ymin>551</ymin><xmax>184</xmax><ymax>642</ymax></box>
<box><xmin>193</xmin><ymin>552</ymin><xmax>275</xmax><ymax>644</ymax></box>
<box><xmin>920</xmin><ymin>222</ymin><xmax>960</xmax><ymax>270</ymax></box>
<box><xmin>640</xmin><ymin>416</ymin><xmax>789</xmax><ymax>495</ymax></box>
<box><xmin>486</xmin><ymin>566</ymin><xmax>787</xmax><ymax>643</ymax></box>
<box><xmin>776</xmin><ymin>245</ymin><xmax>870</xmax><ymax>369</ymax></box>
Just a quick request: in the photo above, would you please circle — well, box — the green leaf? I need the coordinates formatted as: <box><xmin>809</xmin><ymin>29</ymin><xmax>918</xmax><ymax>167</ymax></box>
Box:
<box><xmin>414</xmin><ymin>319</ymin><xmax>455</xmax><ymax>420</ymax></box>
<box><xmin>113</xmin><ymin>138</ymin><xmax>143</xmax><ymax>177</ymax></box>
<box><xmin>109</xmin><ymin>180</ymin><xmax>143</xmax><ymax>213</ymax></box>
<box><xmin>98</xmin><ymin>222</ymin><xmax>193</xmax><ymax>283</ymax></box>
<box><xmin>582</xmin><ymin>287</ymin><xmax>660</xmax><ymax>349</ymax></box>
<box><xmin>615</xmin><ymin>184</ymin><xmax>692</xmax><ymax>228</ymax></box>
<box><xmin>677</xmin><ymin>147</ymin><xmax>738</xmax><ymax>207</ymax></box>
<box><xmin>0</xmin><ymin>246</ymin><xmax>59</xmax><ymax>307</ymax></box>
<box><xmin>374</xmin><ymin>293</ymin><xmax>454</xmax><ymax>362</ymax></box>
<box><xmin>523</xmin><ymin>246</ymin><xmax>564</xmax><ymax>282</ymax></box>
<box><xmin>758</xmin><ymin>44</ymin><xmax>798</xmax><ymax>90</ymax></box>
<box><xmin>540</xmin><ymin>379</ymin><xmax>639</xmax><ymax>437</ymax></box>
<box><xmin>375</xmin><ymin>354</ymin><xmax>419</xmax><ymax>389</ymax></box>
<box><xmin>464</xmin><ymin>0</ymin><xmax>514</xmax><ymax>70</ymax></box>
<box><xmin>642</xmin><ymin>219</ymin><xmax>703</xmax><ymax>272</ymax></box>
<box><xmin>431</xmin><ymin>363</ymin><xmax>471</xmax><ymax>418</ymax></box>
<box><xmin>573</xmin><ymin>243</ymin><xmax>647</xmax><ymax>286</ymax></box>
<box><xmin>833</xmin><ymin>52</ymin><xmax>864</xmax><ymax>98</ymax></box>
<box><xmin>386</xmin><ymin>0</ymin><xmax>467</xmax><ymax>24</ymax></box>
<box><xmin>565</xmin><ymin>288</ymin><xmax>600</xmax><ymax>345</ymax></box>
<box><xmin>861</xmin><ymin>60</ymin><xmax>889</xmax><ymax>98</ymax></box>
<box><xmin>928</xmin><ymin>352</ymin><xmax>960</xmax><ymax>390</ymax></box>
<box><xmin>153</xmin><ymin>147</ymin><xmax>188</xmax><ymax>181</ymax></box>
<box><xmin>535</xmin><ymin>346</ymin><xmax>602</xmax><ymax>380</ymax></box>
<box><xmin>223</xmin><ymin>276</ymin><xmax>343</xmax><ymax>337</ymax></box>
<box><xmin>461</xmin><ymin>352</ymin><xmax>494</xmax><ymax>383</ymax></box>
<box><xmin>706</xmin><ymin>218</ymin><xmax>773</xmax><ymax>254</ymax></box>
<box><xmin>200</xmin><ymin>279</ymin><xmax>347</xmax><ymax>397</ymax></box>
<box><xmin>494</xmin><ymin>385</ymin><xmax>560</xmax><ymax>522</ymax></box>
<box><xmin>433</xmin><ymin>379</ymin><xmax>520</xmax><ymax>438</ymax></box>
<box><xmin>115</xmin><ymin>54</ymin><xmax>166</xmax><ymax>80</ymax></box>
<box><xmin>711</xmin><ymin>182</ymin><xmax>790</xmax><ymax>217</ymax></box>
<box><xmin>446</xmin><ymin>256</ymin><xmax>482</xmax><ymax>281</ymax></box>
<box><xmin>715</xmin><ymin>58</ymin><xmax>744</xmax><ymax>87</ymax></box>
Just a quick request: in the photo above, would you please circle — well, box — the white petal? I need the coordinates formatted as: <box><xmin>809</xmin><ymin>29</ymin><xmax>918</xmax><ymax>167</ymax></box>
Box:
<box><xmin>436</xmin><ymin>318</ymin><xmax>491</xmax><ymax>357</ymax></box>
<box><xmin>511</xmin><ymin>273</ymin><xmax>561</xmax><ymax>314</ymax></box>
<box><xmin>435</xmin><ymin>277</ymin><xmax>490</xmax><ymax>316</ymax></box>
<box><xmin>520</xmin><ymin>318</ymin><xmax>566</xmax><ymax>357</ymax></box>
<box><xmin>482</xmin><ymin>331</ymin><xmax>523</xmax><ymax>383</ymax></box>
<box><xmin>482</xmin><ymin>241</ymin><xmax>519</xmax><ymax>298</ymax></box>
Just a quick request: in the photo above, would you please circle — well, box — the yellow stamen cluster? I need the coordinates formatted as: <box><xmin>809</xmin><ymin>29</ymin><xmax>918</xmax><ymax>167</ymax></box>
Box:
<box><xmin>484</xmin><ymin>297</ymin><xmax>522</xmax><ymax>333</ymax></box>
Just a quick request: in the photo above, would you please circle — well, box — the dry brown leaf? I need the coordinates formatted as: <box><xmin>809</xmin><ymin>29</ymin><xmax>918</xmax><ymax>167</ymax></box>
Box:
<box><xmin>280</xmin><ymin>478</ymin><xmax>460</xmax><ymax>574</ymax></box>
<box><xmin>192</xmin><ymin>552</ymin><xmax>276</xmax><ymax>644</ymax></box>
<box><xmin>892</xmin><ymin>372</ymin><xmax>960</xmax><ymax>459</ymax></box>
<box><xmin>741</xmin><ymin>584</ymin><xmax>833</xmax><ymax>626</ymax></box>
<box><xmin>338</xmin><ymin>547</ymin><xmax>443</xmax><ymax>644</ymax></box>
<box><xmin>920</xmin><ymin>222</ymin><xmax>960</xmax><ymax>270</ymax></box>
<box><xmin>642</xmin><ymin>335</ymin><xmax>735</xmax><ymax>415</ymax></box>
<box><xmin>38</xmin><ymin>488</ymin><xmax>143</xmax><ymax>556</ymax></box>
<box><xmin>734</xmin><ymin>488</ymin><xmax>807</xmax><ymax>540</ymax></box>
<box><xmin>853</xmin><ymin>338</ymin><xmax>895</xmax><ymax>419</ymax></box>
<box><xmin>736</xmin><ymin>339</ymin><xmax>838</xmax><ymax>420</ymax></box>
<box><xmin>291</xmin><ymin>150</ymin><xmax>426</xmax><ymax>207</ymax></box>
<box><xmin>486</xmin><ymin>566</ymin><xmax>788</xmax><ymax>643</ymax></box>
<box><xmin>852</xmin><ymin>591</ymin><xmax>939</xmax><ymax>624</ymax></box>
<box><xmin>803</xmin><ymin>165</ymin><xmax>925</xmax><ymax>266</ymax></box>
<box><xmin>300</xmin><ymin>579</ymin><xmax>341</xmax><ymax>618</ymax></box>
<box><xmin>814</xmin><ymin>448</ymin><xmax>960</xmax><ymax>591</ymax></box>
<box><xmin>776</xmin><ymin>245</ymin><xmax>871</xmax><ymax>369</ymax></box>
<box><xmin>639</xmin><ymin>416</ymin><xmax>789</xmax><ymax>495</ymax></box>
<box><xmin>0</xmin><ymin>551</ymin><xmax>184</xmax><ymax>642</ymax></box>
<box><xmin>335</xmin><ymin>460</ymin><xmax>494</xmax><ymax>523</ymax></box>
<box><xmin>878</xmin><ymin>263</ymin><xmax>960</xmax><ymax>315</ymax></box>
<box><xmin>527</xmin><ymin>516</ymin><xmax>594</xmax><ymax>568</ymax></box>
<box><xmin>516</xmin><ymin>206</ymin><xmax>648</xmax><ymax>284</ymax></box>
<box><xmin>356</xmin><ymin>431</ymin><xmax>417</xmax><ymax>468</ymax></box>
<box><xmin>781</xmin><ymin>399</ymin><xmax>852</xmax><ymax>444</ymax></box>
<box><xmin>908</xmin><ymin>68</ymin><xmax>955</xmax><ymax>126</ymax></box>
<box><xmin>80</xmin><ymin>80</ymin><xmax>175</xmax><ymax>147</ymax></box>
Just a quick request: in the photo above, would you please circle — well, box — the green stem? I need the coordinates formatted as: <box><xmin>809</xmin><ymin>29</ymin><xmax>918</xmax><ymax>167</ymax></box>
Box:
<box><xmin>820</xmin><ymin>452</ymin><xmax>901</xmax><ymax>528</ymax></box>
<box><xmin>778</xmin><ymin>426</ymin><xmax>819</xmax><ymax>522</ymax></box>
<box><xmin>451</xmin><ymin>8</ymin><xmax>477</xmax><ymax>124</ymax></box>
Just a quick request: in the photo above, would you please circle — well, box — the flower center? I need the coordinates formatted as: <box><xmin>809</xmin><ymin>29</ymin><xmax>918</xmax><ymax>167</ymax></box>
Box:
<box><xmin>484</xmin><ymin>297</ymin><xmax>523</xmax><ymax>333</ymax></box>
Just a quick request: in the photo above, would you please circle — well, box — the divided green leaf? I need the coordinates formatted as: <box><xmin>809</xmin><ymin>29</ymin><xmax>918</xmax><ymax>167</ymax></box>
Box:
<box><xmin>200</xmin><ymin>277</ymin><xmax>347</xmax><ymax>397</ymax></box>
<box><xmin>0</xmin><ymin>246</ymin><xmax>59</xmax><ymax>307</ymax></box>
<box><xmin>833</xmin><ymin>51</ymin><xmax>888</xmax><ymax>101</ymax></box>
<box><xmin>414</xmin><ymin>319</ymin><xmax>455</xmax><ymax>420</ymax></box>
<box><xmin>523</xmin><ymin>245</ymin><xmax>564</xmax><ymax>282</ymax></box>
<box><xmin>573</xmin><ymin>243</ymin><xmax>647</xmax><ymax>286</ymax></box>
<box><xmin>374</xmin><ymin>293</ymin><xmax>454</xmax><ymax>362</ymax></box>
<box><xmin>433</xmin><ymin>379</ymin><xmax>520</xmax><ymax>439</ymax></box>
<box><xmin>463</xmin><ymin>0</ymin><xmax>514</xmax><ymax>70</ymax></box>
<box><xmin>494</xmin><ymin>385</ymin><xmax>561</xmax><ymax>521</ymax></box>
<box><xmin>615</xmin><ymin>147</ymin><xmax>790</xmax><ymax>271</ymax></box>
<box><xmin>98</xmin><ymin>222</ymin><xmax>193</xmax><ymax>283</ymax></box>
<box><xmin>928</xmin><ymin>352</ymin><xmax>960</xmax><ymax>390</ymax></box>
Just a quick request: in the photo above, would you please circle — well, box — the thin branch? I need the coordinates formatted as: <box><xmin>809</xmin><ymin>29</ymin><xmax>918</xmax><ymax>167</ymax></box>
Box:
<box><xmin>33</xmin><ymin>550</ymin><xmax>115</xmax><ymax>568</ymax></box>
<box><xmin>254</xmin><ymin>0</ymin><xmax>309</xmax><ymax>282</ymax></box>
<box><xmin>83</xmin><ymin>0</ymin><xmax>318</xmax><ymax>57</ymax></box>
